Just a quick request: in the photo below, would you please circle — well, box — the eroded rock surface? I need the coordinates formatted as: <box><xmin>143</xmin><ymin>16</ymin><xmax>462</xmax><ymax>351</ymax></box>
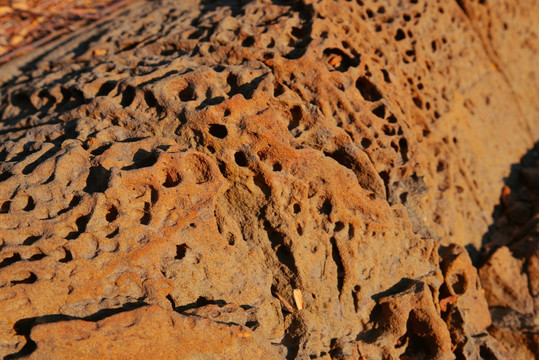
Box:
<box><xmin>478</xmin><ymin>142</ymin><xmax>539</xmax><ymax>359</ymax></box>
<box><xmin>0</xmin><ymin>0</ymin><xmax>537</xmax><ymax>359</ymax></box>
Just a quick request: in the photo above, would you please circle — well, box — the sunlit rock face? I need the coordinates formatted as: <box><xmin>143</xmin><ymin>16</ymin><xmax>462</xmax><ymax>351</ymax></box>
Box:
<box><xmin>0</xmin><ymin>0</ymin><xmax>537</xmax><ymax>358</ymax></box>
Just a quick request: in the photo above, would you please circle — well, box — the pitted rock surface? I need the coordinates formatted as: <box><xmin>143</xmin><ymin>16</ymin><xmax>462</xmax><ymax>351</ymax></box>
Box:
<box><xmin>0</xmin><ymin>0</ymin><xmax>537</xmax><ymax>359</ymax></box>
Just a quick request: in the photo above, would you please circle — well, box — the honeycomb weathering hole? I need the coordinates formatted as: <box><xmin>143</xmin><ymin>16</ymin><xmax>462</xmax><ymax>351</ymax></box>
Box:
<box><xmin>356</xmin><ymin>76</ymin><xmax>382</xmax><ymax>101</ymax></box>
<box><xmin>163</xmin><ymin>170</ymin><xmax>182</xmax><ymax>187</ymax></box>
<box><xmin>84</xmin><ymin>166</ymin><xmax>111</xmax><ymax>194</ymax></box>
<box><xmin>449</xmin><ymin>273</ymin><xmax>467</xmax><ymax>295</ymax></box>
<box><xmin>288</xmin><ymin>105</ymin><xmax>302</xmax><ymax>130</ymax></box>
<box><xmin>234</xmin><ymin>151</ymin><xmax>248</xmax><ymax>167</ymax></box>
<box><xmin>175</xmin><ymin>244</ymin><xmax>189</xmax><ymax>260</ymax></box>
<box><xmin>208</xmin><ymin>124</ymin><xmax>228</xmax><ymax>139</ymax></box>
<box><xmin>0</xmin><ymin>201</ymin><xmax>10</xmax><ymax>213</ymax></box>
<box><xmin>178</xmin><ymin>84</ymin><xmax>196</xmax><ymax>101</ymax></box>
<box><xmin>106</xmin><ymin>206</ymin><xmax>119</xmax><ymax>222</ymax></box>
<box><xmin>361</xmin><ymin>138</ymin><xmax>372</xmax><ymax>149</ymax></box>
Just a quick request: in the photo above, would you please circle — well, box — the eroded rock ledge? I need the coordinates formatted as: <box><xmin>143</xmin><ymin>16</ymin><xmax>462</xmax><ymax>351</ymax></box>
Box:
<box><xmin>0</xmin><ymin>0</ymin><xmax>537</xmax><ymax>358</ymax></box>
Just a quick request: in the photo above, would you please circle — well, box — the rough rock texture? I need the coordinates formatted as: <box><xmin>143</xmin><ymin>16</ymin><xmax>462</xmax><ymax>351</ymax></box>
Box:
<box><xmin>0</xmin><ymin>0</ymin><xmax>537</xmax><ymax>359</ymax></box>
<box><xmin>26</xmin><ymin>305</ymin><xmax>278</xmax><ymax>360</ymax></box>
<box><xmin>478</xmin><ymin>142</ymin><xmax>539</xmax><ymax>360</ymax></box>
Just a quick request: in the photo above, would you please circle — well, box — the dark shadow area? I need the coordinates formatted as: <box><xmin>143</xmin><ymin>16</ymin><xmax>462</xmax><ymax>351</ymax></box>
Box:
<box><xmin>226</xmin><ymin>73</ymin><xmax>265</xmax><ymax>100</ymax></box>
<box><xmin>371</xmin><ymin>277</ymin><xmax>414</xmax><ymax>301</ymax></box>
<box><xmin>121</xmin><ymin>149</ymin><xmax>159</xmax><ymax>171</ymax></box>
<box><xmin>263</xmin><ymin>220</ymin><xmax>298</xmax><ymax>276</ymax></box>
<box><xmin>199</xmin><ymin>0</ymin><xmax>246</xmax><ymax>18</ymax></box>
<box><xmin>21</xmin><ymin>147</ymin><xmax>60</xmax><ymax>175</ymax></box>
<box><xmin>474</xmin><ymin>141</ymin><xmax>539</xmax><ymax>266</ymax></box>
<box><xmin>323</xmin><ymin>48</ymin><xmax>360</xmax><ymax>72</ymax></box>
<box><xmin>282</xmin><ymin>1</ymin><xmax>314</xmax><ymax>60</ymax></box>
<box><xmin>4</xmin><ymin>301</ymin><xmax>148</xmax><ymax>359</ymax></box>
<box><xmin>171</xmin><ymin>296</ymin><xmax>227</xmax><ymax>313</ymax></box>
<box><xmin>83</xmin><ymin>165</ymin><xmax>111</xmax><ymax>194</ymax></box>
<box><xmin>280</xmin><ymin>313</ymin><xmax>303</xmax><ymax>360</ymax></box>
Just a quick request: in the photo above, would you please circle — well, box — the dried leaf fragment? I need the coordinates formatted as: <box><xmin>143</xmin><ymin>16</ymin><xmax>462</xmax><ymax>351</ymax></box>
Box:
<box><xmin>93</xmin><ymin>48</ymin><xmax>107</xmax><ymax>56</ymax></box>
<box><xmin>293</xmin><ymin>288</ymin><xmax>304</xmax><ymax>310</ymax></box>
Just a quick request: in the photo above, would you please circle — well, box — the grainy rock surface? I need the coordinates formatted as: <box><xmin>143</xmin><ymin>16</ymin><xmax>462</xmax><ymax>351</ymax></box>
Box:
<box><xmin>478</xmin><ymin>142</ymin><xmax>539</xmax><ymax>359</ymax></box>
<box><xmin>0</xmin><ymin>0</ymin><xmax>537</xmax><ymax>359</ymax></box>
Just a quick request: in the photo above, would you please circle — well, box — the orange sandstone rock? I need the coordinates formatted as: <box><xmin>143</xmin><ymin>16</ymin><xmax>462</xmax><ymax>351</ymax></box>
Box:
<box><xmin>0</xmin><ymin>0</ymin><xmax>537</xmax><ymax>358</ymax></box>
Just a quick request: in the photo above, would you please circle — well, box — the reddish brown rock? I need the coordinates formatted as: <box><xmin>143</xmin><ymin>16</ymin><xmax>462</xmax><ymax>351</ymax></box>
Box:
<box><xmin>479</xmin><ymin>246</ymin><xmax>533</xmax><ymax>315</ymax></box>
<box><xmin>356</xmin><ymin>279</ymin><xmax>453</xmax><ymax>360</ymax></box>
<box><xmin>478</xmin><ymin>143</ymin><xmax>539</xmax><ymax>359</ymax></box>
<box><xmin>28</xmin><ymin>305</ymin><xmax>279</xmax><ymax>360</ymax></box>
<box><xmin>0</xmin><ymin>0</ymin><xmax>537</xmax><ymax>358</ymax></box>
<box><xmin>438</xmin><ymin>244</ymin><xmax>505</xmax><ymax>359</ymax></box>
